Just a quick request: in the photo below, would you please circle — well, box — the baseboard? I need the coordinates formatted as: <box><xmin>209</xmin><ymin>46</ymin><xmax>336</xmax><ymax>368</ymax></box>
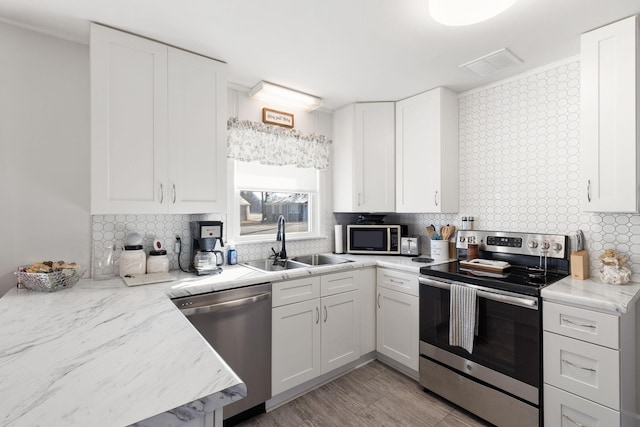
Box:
<box><xmin>375</xmin><ymin>353</ymin><xmax>419</xmax><ymax>381</ymax></box>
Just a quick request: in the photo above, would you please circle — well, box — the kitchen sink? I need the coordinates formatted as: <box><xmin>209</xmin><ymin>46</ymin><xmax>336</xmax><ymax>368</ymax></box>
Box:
<box><xmin>242</xmin><ymin>254</ymin><xmax>353</xmax><ymax>272</ymax></box>
<box><xmin>242</xmin><ymin>259</ymin><xmax>310</xmax><ymax>272</ymax></box>
<box><xmin>290</xmin><ymin>254</ymin><xmax>353</xmax><ymax>266</ymax></box>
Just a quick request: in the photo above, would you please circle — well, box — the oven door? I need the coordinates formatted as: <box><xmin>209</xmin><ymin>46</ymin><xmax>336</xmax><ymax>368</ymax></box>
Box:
<box><xmin>419</xmin><ymin>276</ymin><xmax>541</xmax><ymax>405</ymax></box>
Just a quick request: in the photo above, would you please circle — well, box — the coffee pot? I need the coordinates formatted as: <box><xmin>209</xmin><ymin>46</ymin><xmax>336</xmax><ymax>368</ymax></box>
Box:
<box><xmin>190</xmin><ymin>221</ymin><xmax>225</xmax><ymax>275</ymax></box>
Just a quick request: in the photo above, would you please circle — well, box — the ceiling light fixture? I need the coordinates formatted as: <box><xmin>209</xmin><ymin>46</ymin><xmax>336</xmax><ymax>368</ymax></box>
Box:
<box><xmin>249</xmin><ymin>81</ymin><xmax>323</xmax><ymax>112</ymax></box>
<box><xmin>429</xmin><ymin>0</ymin><xmax>518</xmax><ymax>26</ymax></box>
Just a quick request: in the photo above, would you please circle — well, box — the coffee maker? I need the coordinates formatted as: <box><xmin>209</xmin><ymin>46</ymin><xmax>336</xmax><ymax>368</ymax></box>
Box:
<box><xmin>190</xmin><ymin>220</ymin><xmax>225</xmax><ymax>275</ymax></box>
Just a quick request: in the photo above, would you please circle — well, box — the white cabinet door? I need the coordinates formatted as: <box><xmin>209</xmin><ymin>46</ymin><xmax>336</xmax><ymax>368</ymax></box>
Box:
<box><xmin>332</xmin><ymin>103</ymin><xmax>395</xmax><ymax>212</ymax></box>
<box><xmin>395</xmin><ymin>87</ymin><xmax>458</xmax><ymax>213</ymax></box>
<box><xmin>272</xmin><ymin>299</ymin><xmax>321</xmax><ymax>396</ymax></box>
<box><xmin>91</xmin><ymin>23</ymin><xmax>168</xmax><ymax>214</ymax></box>
<box><xmin>376</xmin><ymin>286</ymin><xmax>419</xmax><ymax>371</ymax></box>
<box><xmin>321</xmin><ymin>290</ymin><xmax>360</xmax><ymax>373</ymax></box>
<box><xmin>581</xmin><ymin>15</ymin><xmax>639</xmax><ymax>212</ymax></box>
<box><xmin>168</xmin><ymin>48</ymin><xmax>227</xmax><ymax>214</ymax></box>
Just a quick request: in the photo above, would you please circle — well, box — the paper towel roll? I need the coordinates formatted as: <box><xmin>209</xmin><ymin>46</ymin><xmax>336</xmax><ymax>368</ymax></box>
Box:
<box><xmin>334</xmin><ymin>225</ymin><xmax>344</xmax><ymax>254</ymax></box>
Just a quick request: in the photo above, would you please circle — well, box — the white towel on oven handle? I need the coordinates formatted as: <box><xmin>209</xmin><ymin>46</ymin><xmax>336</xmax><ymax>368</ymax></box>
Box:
<box><xmin>449</xmin><ymin>284</ymin><xmax>478</xmax><ymax>353</ymax></box>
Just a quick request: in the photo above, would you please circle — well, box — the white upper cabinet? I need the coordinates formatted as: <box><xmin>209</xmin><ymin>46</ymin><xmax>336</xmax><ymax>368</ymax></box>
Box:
<box><xmin>332</xmin><ymin>102</ymin><xmax>395</xmax><ymax>213</ymax></box>
<box><xmin>167</xmin><ymin>48</ymin><xmax>227</xmax><ymax>213</ymax></box>
<box><xmin>91</xmin><ymin>24</ymin><xmax>167</xmax><ymax>214</ymax></box>
<box><xmin>90</xmin><ymin>24</ymin><xmax>227</xmax><ymax>214</ymax></box>
<box><xmin>581</xmin><ymin>15</ymin><xmax>639</xmax><ymax>213</ymax></box>
<box><xmin>395</xmin><ymin>87</ymin><xmax>459</xmax><ymax>213</ymax></box>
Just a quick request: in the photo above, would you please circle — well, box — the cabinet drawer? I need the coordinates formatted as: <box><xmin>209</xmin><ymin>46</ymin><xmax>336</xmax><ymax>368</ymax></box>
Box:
<box><xmin>272</xmin><ymin>276</ymin><xmax>321</xmax><ymax>307</ymax></box>
<box><xmin>544</xmin><ymin>301</ymin><xmax>619</xmax><ymax>349</ymax></box>
<box><xmin>544</xmin><ymin>384</ymin><xmax>620</xmax><ymax>427</ymax></box>
<box><xmin>544</xmin><ymin>332</ymin><xmax>620</xmax><ymax>410</ymax></box>
<box><xmin>376</xmin><ymin>268</ymin><xmax>418</xmax><ymax>296</ymax></box>
<box><xmin>321</xmin><ymin>270</ymin><xmax>359</xmax><ymax>296</ymax></box>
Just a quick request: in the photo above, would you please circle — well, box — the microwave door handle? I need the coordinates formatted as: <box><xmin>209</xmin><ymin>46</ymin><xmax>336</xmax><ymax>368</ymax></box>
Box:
<box><xmin>419</xmin><ymin>277</ymin><xmax>538</xmax><ymax>310</ymax></box>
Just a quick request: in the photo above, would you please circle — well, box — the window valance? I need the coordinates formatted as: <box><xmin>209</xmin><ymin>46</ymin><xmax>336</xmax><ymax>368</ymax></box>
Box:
<box><xmin>227</xmin><ymin>117</ymin><xmax>331</xmax><ymax>169</ymax></box>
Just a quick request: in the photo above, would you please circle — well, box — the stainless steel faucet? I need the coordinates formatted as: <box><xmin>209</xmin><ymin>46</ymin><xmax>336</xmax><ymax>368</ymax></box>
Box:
<box><xmin>271</xmin><ymin>215</ymin><xmax>287</xmax><ymax>260</ymax></box>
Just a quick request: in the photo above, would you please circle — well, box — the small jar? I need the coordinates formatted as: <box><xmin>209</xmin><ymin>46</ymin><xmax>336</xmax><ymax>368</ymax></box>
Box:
<box><xmin>147</xmin><ymin>250</ymin><xmax>169</xmax><ymax>273</ymax></box>
<box><xmin>227</xmin><ymin>245</ymin><xmax>237</xmax><ymax>266</ymax></box>
<box><xmin>120</xmin><ymin>245</ymin><xmax>146</xmax><ymax>277</ymax></box>
<box><xmin>461</xmin><ymin>217</ymin><xmax>468</xmax><ymax>230</ymax></box>
<box><xmin>468</xmin><ymin>216</ymin><xmax>475</xmax><ymax>230</ymax></box>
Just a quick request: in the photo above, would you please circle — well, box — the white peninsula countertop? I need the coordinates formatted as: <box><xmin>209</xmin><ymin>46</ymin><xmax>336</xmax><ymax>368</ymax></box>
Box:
<box><xmin>0</xmin><ymin>254</ymin><xmax>442</xmax><ymax>427</ymax></box>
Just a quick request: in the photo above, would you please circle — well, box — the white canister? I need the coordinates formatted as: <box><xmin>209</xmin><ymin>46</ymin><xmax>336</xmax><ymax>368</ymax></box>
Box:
<box><xmin>147</xmin><ymin>250</ymin><xmax>169</xmax><ymax>273</ymax></box>
<box><xmin>119</xmin><ymin>245</ymin><xmax>146</xmax><ymax>276</ymax></box>
<box><xmin>430</xmin><ymin>240</ymin><xmax>450</xmax><ymax>260</ymax></box>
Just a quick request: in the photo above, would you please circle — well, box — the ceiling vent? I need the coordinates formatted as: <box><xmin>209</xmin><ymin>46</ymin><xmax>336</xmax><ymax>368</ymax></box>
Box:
<box><xmin>460</xmin><ymin>48</ymin><xmax>522</xmax><ymax>77</ymax></box>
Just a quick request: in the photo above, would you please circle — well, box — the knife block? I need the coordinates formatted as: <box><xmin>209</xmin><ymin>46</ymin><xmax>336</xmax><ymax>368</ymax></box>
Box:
<box><xmin>570</xmin><ymin>250</ymin><xmax>589</xmax><ymax>280</ymax></box>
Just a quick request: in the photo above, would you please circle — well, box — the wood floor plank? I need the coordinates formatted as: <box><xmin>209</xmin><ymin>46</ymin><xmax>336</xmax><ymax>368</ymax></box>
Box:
<box><xmin>235</xmin><ymin>361</ymin><xmax>492</xmax><ymax>427</ymax></box>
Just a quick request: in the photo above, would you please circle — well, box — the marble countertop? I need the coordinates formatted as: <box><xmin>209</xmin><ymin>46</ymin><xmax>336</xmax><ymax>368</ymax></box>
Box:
<box><xmin>542</xmin><ymin>276</ymin><xmax>640</xmax><ymax>315</ymax></box>
<box><xmin>0</xmin><ymin>253</ymin><xmax>442</xmax><ymax>427</ymax></box>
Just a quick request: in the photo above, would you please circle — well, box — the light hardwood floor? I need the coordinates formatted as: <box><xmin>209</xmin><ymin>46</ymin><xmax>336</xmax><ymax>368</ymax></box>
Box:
<box><xmin>236</xmin><ymin>361</ymin><xmax>492</xmax><ymax>427</ymax></box>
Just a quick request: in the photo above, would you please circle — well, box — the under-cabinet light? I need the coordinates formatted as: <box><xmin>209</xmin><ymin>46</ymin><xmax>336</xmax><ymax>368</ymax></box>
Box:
<box><xmin>249</xmin><ymin>81</ymin><xmax>323</xmax><ymax>112</ymax></box>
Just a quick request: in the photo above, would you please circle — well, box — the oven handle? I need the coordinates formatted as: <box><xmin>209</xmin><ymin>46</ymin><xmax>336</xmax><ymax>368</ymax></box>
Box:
<box><xmin>419</xmin><ymin>277</ymin><xmax>538</xmax><ymax>310</ymax></box>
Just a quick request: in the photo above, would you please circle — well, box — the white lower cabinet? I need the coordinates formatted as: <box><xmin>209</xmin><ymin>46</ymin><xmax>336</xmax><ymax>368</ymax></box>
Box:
<box><xmin>320</xmin><ymin>290</ymin><xmax>360</xmax><ymax>373</ymax></box>
<box><xmin>272</xmin><ymin>270</ymin><xmax>362</xmax><ymax>396</ymax></box>
<box><xmin>542</xmin><ymin>300</ymin><xmax>639</xmax><ymax>426</ymax></box>
<box><xmin>544</xmin><ymin>384</ymin><xmax>620</xmax><ymax>427</ymax></box>
<box><xmin>272</xmin><ymin>298</ymin><xmax>321</xmax><ymax>395</ymax></box>
<box><xmin>376</xmin><ymin>268</ymin><xmax>419</xmax><ymax>372</ymax></box>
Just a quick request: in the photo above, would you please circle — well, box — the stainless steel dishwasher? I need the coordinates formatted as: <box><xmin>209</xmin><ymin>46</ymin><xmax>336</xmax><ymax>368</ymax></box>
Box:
<box><xmin>173</xmin><ymin>283</ymin><xmax>272</xmax><ymax>424</ymax></box>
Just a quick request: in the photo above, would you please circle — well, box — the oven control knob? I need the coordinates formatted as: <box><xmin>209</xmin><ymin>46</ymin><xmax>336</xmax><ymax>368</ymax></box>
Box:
<box><xmin>540</xmin><ymin>241</ymin><xmax>550</xmax><ymax>250</ymax></box>
<box><xmin>553</xmin><ymin>242</ymin><xmax>563</xmax><ymax>252</ymax></box>
<box><xmin>528</xmin><ymin>241</ymin><xmax>538</xmax><ymax>249</ymax></box>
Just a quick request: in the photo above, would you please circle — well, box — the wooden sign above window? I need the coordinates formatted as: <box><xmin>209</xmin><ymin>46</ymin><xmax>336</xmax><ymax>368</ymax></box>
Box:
<box><xmin>262</xmin><ymin>108</ymin><xmax>294</xmax><ymax>128</ymax></box>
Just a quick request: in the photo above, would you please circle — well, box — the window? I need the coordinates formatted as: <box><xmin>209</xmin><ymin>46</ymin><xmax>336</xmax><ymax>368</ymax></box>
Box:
<box><xmin>230</xmin><ymin>160</ymin><xmax>324</xmax><ymax>242</ymax></box>
<box><xmin>240</xmin><ymin>191</ymin><xmax>309</xmax><ymax>236</ymax></box>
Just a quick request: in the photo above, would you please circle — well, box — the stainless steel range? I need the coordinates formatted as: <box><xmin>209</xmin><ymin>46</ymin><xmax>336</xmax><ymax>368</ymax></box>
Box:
<box><xmin>418</xmin><ymin>230</ymin><xmax>570</xmax><ymax>427</ymax></box>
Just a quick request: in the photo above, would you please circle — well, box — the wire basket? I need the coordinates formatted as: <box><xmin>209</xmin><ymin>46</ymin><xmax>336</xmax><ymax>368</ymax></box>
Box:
<box><xmin>16</xmin><ymin>266</ymin><xmax>85</xmax><ymax>292</ymax></box>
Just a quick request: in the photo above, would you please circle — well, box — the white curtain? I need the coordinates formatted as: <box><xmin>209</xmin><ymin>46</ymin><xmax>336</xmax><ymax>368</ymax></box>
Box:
<box><xmin>227</xmin><ymin>117</ymin><xmax>331</xmax><ymax>169</ymax></box>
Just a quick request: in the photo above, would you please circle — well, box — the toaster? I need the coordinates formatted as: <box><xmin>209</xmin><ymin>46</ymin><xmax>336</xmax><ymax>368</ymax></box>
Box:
<box><xmin>400</xmin><ymin>236</ymin><xmax>420</xmax><ymax>256</ymax></box>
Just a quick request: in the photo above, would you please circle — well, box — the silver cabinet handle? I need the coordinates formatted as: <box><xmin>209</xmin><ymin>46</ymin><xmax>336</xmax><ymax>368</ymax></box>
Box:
<box><xmin>159</xmin><ymin>183</ymin><xmax>164</xmax><ymax>204</ymax></box>
<box><xmin>434</xmin><ymin>191</ymin><xmax>438</xmax><ymax>207</ymax></box>
<box><xmin>562</xmin><ymin>414</ymin><xmax>586</xmax><ymax>427</ymax></box>
<box><xmin>587</xmin><ymin>180</ymin><xmax>591</xmax><ymax>202</ymax></box>
<box><xmin>562</xmin><ymin>358</ymin><xmax>596</xmax><ymax>372</ymax></box>
<box><xmin>324</xmin><ymin>305</ymin><xmax>328</xmax><ymax>322</ymax></box>
<box><xmin>172</xmin><ymin>183</ymin><xmax>177</xmax><ymax>204</ymax></box>
<box><xmin>388</xmin><ymin>278</ymin><xmax>404</xmax><ymax>284</ymax></box>
<box><xmin>178</xmin><ymin>292</ymin><xmax>270</xmax><ymax>316</ymax></box>
<box><xmin>561</xmin><ymin>318</ymin><xmax>596</xmax><ymax>329</ymax></box>
<box><xmin>316</xmin><ymin>306</ymin><xmax>319</xmax><ymax>324</ymax></box>
<box><xmin>377</xmin><ymin>293</ymin><xmax>381</xmax><ymax>308</ymax></box>
<box><xmin>357</xmin><ymin>193</ymin><xmax>362</xmax><ymax>206</ymax></box>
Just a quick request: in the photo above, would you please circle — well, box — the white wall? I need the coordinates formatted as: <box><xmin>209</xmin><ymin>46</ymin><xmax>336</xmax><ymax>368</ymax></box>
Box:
<box><xmin>0</xmin><ymin>22</ymin><xmax>90</xmax><ymax>296</ymax></box>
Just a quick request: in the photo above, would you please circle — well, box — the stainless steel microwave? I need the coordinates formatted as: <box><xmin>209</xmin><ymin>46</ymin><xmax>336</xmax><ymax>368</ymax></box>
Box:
<box><xmin>346</xmin><ymin>224</ymin><xmax>408</xmax><ymax>255</ymax></box>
